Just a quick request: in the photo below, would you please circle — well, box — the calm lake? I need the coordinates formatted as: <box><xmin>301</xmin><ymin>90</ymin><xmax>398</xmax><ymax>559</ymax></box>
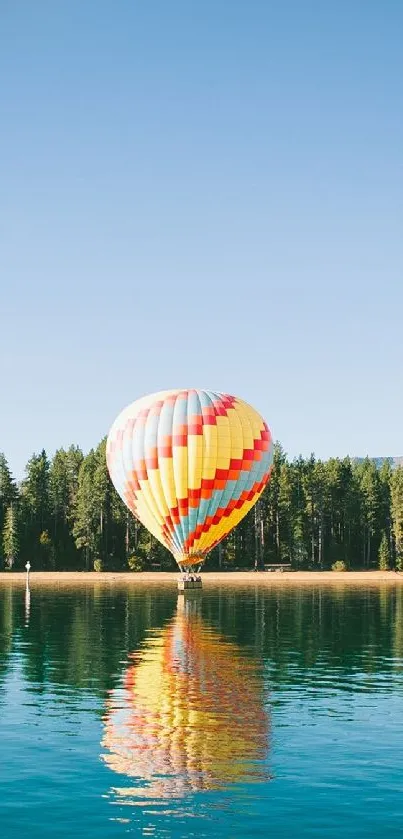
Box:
<box><xmin>1</xmin><ymin>581</ymin><xmax>403</xmax><ymax>838</ymax></box>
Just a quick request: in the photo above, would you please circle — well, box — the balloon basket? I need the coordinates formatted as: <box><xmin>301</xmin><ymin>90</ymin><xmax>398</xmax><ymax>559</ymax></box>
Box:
<box><xmin>177</xmin><ymin>576</ymin><xmax>202</xmax><ymax>592</ymax></box>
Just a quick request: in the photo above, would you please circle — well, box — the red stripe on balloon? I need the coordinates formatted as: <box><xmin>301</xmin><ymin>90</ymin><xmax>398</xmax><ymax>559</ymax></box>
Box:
<box><xmin>183</xmin><ymin>470</ymin><xmax>271</xmax><ymax>551</ymax></box>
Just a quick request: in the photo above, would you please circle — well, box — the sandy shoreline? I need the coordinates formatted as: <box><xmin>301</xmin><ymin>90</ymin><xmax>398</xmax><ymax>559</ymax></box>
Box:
<box><xmin>1</xmin><ymin>570</ymin><xmax>403</xmax><ymax>586</ymax></box>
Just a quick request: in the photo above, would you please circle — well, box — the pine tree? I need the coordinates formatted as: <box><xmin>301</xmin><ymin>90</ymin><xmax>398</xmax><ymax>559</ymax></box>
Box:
<box><xmin>342</xmin><ymin>460</ymin><xmax>362</xmax><ymax>568</ymax></box>
<box><xmin>0</xmin><ymin>454</ymin><xmax>17</xmax><ymax>506</ymax></box>
<box><xmin>379</xmin><ymin>461</ymin><xmax>393</xmax><ymax>565</ymax></box>
<box><xmin>73</xmin><ymin>450</ymin><xmax>100</xmax><ymax>569</ymax></box>
<box><xmin>264</xmin><ymin>443</ymin><xmax>285</xmax><ymax>560</ymax></box>
<box><xmin>391</xmin><ymin>468</ymin><xmax>403</xmax><ymax>570</ymax></box>
<box><xmin>378</xmin><ymin>531</ymin><xmax>391</xmax><ymax>570</ymax></box>
<box><xmin>325</xmin><ymin>458</ymin><xmax>351</xmax><ymax>563</ymax></box>
<box><xmin>3</xmin><ymin>506</ymin><xmax>19</xmax><ymax>570</ymax></box>
<box><xmin>289</xmin><ymin>457</ymin><xmax>309</xmax><ymax>568</ymax></box>
<box><xmin>39</xmin><ymin>530</ymin><xmax>54</xmax><ymax>568</ymax></box>
<box><xmin>93</xmin><ymin>439</ymin><xmax>114</xmax><ymax>563</ymax></box>
<box><xmin>302</xmin><ymin>454</ymin><xmax>318</xmax><ymax>567</ymax></box>
<box><xmin>20</xmin><ymin>450</ymin><xmax>51</xmax><ymax>564</ymax></box>
<box><xmin>49</xmin><ymin>445</ymin><xmax>83</xmax><ymax>566</ymax></box>
<box><xmin>263</xmin><ymin>444</ymin><xmax>295</xmax><ymax>564</ymax></box>
<box><xmin>0</xmin><ymin>454</ymin><xmax>18</xmax><ymax>559</ymax></box>
<box><xmin>355</xmin><ymin>459</ymin><xmax>383</xmax><ymax>568</ymax></box>
<box><xmin>49</xmin><ymin>449</ymin><xmax>70</xmax><ymax>559</ymax></box>
<box><xmin>278</xmin><ymin>459</ymin><xmax>295</xmax><ymax>562</ymax></box>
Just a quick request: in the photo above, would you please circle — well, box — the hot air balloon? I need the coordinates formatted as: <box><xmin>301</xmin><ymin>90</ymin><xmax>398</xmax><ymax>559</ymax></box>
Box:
<box><xmin>106</xmin><ymin>389</ymin><xmax>273</xmax><ymax>571</ymax></box>
<box><xmin>101</xmin><ymin>598</ymin><xmax>270</xmax><ymax>801</ymax></box>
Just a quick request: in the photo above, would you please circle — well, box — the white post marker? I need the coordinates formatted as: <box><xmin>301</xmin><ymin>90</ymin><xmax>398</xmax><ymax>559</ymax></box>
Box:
<box><xmin>25</xmin><ymin>561</ymin><xmax>31</xmax><ymax>586</ymax></box>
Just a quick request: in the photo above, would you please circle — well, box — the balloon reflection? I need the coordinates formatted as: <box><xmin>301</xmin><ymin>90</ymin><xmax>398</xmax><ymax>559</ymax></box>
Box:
<box><xmin>101</xmin><ymin>597</ymin><xmax>270</xmax><ymax>801</ymax></box>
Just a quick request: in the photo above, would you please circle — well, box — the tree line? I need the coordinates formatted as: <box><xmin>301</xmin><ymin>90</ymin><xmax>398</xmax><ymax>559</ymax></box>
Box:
<box><xmin>1</xmin><ymin>441</ymin><xmax>403</xmax><ymax>571</ymax></box>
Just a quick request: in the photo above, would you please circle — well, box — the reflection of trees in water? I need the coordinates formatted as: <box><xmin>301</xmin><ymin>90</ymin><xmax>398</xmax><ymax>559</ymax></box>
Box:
<box><xmin>203</xmin><ymin>585</ymin><xmax>403</xmax><ymax>685</ymax></box>
<box><xmin>101</xmin><ymin>597</ymin><xmax>270</xmax><ymax>799</ymax></box>
<box><xmin>0</xmin><ymin>584</ymin><xmax>175</xmax><ymax>695</ymax></box>
<box><xmin>0</xmin><ymin>585</ymin><xmax>14</xmax><ymax>685</ymax></box>
<box><xmin>394</xmin><ymin>587</ymin><xmax>403</xmax><ymax>661</ymax></box>
<box><xmin>1</xmin><ymin>583</ymin><xmax>403</xmax><ymax>697</ymax></box>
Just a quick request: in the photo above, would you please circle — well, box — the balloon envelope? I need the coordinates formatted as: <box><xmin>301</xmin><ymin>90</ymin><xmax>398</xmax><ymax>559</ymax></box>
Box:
<box><xmin>106</xmin><ymin>389</ymin><xmax>273</xmax><ymax>568</ymax></box>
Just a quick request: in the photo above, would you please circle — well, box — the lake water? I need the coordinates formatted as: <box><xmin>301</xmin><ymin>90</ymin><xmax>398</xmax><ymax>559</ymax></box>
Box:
<box><xmin>1</xmin><ymin>581</ymin><xmax>403</xmax><ymax>838</ymax></box>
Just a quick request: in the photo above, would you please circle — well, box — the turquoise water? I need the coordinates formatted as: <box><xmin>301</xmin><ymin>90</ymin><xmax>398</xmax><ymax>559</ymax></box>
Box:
<box><xmin>1</xmin><ymin>582</ymin><xmax>403</xmax><ymax>837</ymax></box>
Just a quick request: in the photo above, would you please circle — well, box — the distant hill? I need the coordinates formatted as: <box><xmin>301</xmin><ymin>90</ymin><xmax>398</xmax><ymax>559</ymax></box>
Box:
<box><xmin>352</xmin><ymin>457</ymin><xmax>403</xmax><ymax>469</ymax></box>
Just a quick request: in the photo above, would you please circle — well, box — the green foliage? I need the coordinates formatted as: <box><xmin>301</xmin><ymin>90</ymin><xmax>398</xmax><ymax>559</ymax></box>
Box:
<box><xmin>39</xmin><ymin>530</ymin><xmax>54</xmax><ymax>568</ymax></box>
<box><xmin>49</xmin><ymin>446</ymin><xmax>83</xmax><ymax>566</ymax></box>
<box><xmin>72</xmin><ymin>449</ymin><xmax>99</xmax><ymax>568</ymax></box>
<box><xmin>0</xmin><ymin>454</ymin><xmax>18</xmax><ymax>548</ymax></box>
<box><xmin>3</xmin><ymin>442</ymin><xmax>403</xmax><ymax>572</ymax></box>
<box><xmin>355</xmin><ymin>458</ymin><xmax>383</xmax><ymax>568</ymax></box>
<box><xmin>127</xmin><ymin>554</ymin><xmax>144</xmax><ymax>572</ymax></box>
<box><xmin>2</xmin><ymin>505</ymin><xmax>19</xmax><ymax>569</ymax></box>
<box><xmin>378</xmin><ymin>531</ymin><xmax>391</xmax><ymax>570</ymax></box>
<box><xmin>391</xmin><ymin>468</ymin><xmax>403</xmax><ymax>570</ymax></box>
<box><xmin>332</xmin><ymin>560</ymin><xmax>348</xmax><ymax>572</ymax></box>
<box><xmin>93</xmin><ymin>558</ymin><xmax>103</xmax><ymax>572</ymax></box>
<box><xmin>160</xmin><ymin>553</ymin><xmax>175</xmax><ymax>570</ymax></box>
<box><xmin>20</xmin><ymin>450</ymin><xmax>51</xmax><ymax>563</ymax></box>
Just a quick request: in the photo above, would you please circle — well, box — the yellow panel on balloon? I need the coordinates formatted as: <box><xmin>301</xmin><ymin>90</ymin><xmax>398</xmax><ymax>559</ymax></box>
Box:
<box><xmin>201</xmin><ymin>425</ymin><xmax>217</xmax><ymax>479</ymax></box>
<box><xmin>187</xmin><ymin>435</ymin><xmax>203</xmax><ymax>489</ymax></box>
<box><xmin>172</xmin><ymin>445</ymin><xmax>188</xmax><ymax>501</ymax></box>
<box><xmin>226</xmin><ymin>408</ymin><xmax>244</xmax><ymax>457</ymax></box>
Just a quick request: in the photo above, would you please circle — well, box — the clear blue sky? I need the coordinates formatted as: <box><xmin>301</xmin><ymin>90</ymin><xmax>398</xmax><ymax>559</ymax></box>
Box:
<box><xmin>1</xmin><ymin>1</ymin><xmax>402</xmax><ymax>479</ymax></box>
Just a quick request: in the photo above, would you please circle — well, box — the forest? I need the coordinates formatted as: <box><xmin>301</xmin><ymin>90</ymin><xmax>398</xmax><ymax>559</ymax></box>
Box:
<box><xmin>1</xmin><ymin>441</ymin><xmax>403</xmax><ymax>572</ymax></box>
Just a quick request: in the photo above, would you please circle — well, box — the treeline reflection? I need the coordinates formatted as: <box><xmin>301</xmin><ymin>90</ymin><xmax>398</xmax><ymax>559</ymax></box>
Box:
<box><xmin>1</xmin><ymin>584</ymin><xmax>403</xmax><ymax>696</ymax></box>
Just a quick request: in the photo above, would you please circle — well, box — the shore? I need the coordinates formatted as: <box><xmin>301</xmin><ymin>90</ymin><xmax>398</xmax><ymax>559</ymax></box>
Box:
<box><xmin>1</xmin><ymin>570</ymin><xmax>403</xmax><ymax>586</ymax></box>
